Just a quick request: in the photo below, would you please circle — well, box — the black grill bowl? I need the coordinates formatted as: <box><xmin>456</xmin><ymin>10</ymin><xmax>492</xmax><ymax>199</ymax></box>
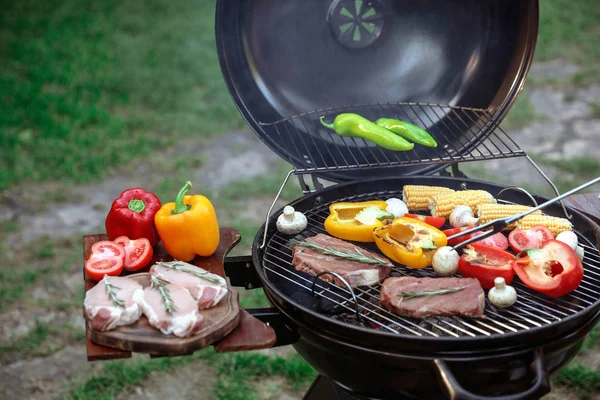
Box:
<box><xmin>252</xmin><ymin>176</ymin><xmax>600</xmax><ymax>399</ymax></box>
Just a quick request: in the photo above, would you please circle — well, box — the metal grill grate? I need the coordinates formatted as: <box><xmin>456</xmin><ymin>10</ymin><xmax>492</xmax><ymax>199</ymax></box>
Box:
<box><xmin>262</xmin><ymin>190</ymin><xmax>600</xmax><ymax>338</ymax></box>
<box><xmin>258</xmin><ymin>102</ymin><xmax>525</xmax><ymax>173</ymax></box>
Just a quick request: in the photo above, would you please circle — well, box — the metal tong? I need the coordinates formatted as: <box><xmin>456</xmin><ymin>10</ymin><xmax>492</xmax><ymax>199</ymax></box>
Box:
<box><xmin>448</xmin><ymin>176</ymin><xmax>600</xmax><ymax>251</ymax></box>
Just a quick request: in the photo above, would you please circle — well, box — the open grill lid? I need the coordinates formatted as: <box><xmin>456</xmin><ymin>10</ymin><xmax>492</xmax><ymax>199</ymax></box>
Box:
<box><xmin>216</xmin><ymin>0</ymin><xmax>539</xmax><ymax>181</ymax></box>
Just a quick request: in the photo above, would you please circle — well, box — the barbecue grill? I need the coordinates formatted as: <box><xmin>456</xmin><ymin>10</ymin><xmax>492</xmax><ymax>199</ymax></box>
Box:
<box><xmin>215</xmin><ymin>1</ymin><xmax>600</xmax><ymax>398</ymax></box>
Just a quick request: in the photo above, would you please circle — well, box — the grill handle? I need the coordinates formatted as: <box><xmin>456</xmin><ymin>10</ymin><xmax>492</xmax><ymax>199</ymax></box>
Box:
<box><xmin>432</xmin><ymin>348</ymin><xmax>550</xmax><ymax>400</ymax></box>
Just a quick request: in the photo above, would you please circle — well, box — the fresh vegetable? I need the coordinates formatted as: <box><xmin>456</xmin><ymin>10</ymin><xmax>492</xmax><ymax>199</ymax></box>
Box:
<box><xmin>276</xmin><ymin>206</ymin><xmax>307</xmax><ymax>235</ymax></box>
<box><xmin>429</xmin><ymin>190</ymin><xmax>496</xmax><ymax>218</ymax></box>
<box><xmin>324</xmin><ymin>200</ymin><xmax>389</xmax><ymax>242</ymax></box>
<box><xmin>556</xmin><ymin>231</ymin><xmax>578</xmax><ymax>251</ymax></box>
<box><xmin>373</xmin><ymin>217</ymin><xmax>447</xmax><ymax>269</ymax></box>
<box><xmin>449</xmin><ymin>205</ymin><xmax>478</xmax><ymax>228</ymax></box>
<box><xmin>508</xmin><ymin>225</ymin><xmax>553</xmax><ymax>253</ymax></box>
<box><xmin>355</xmin><ymin>206</ymin><xmax>394</xmax><ymax>225</ymax></box>
<box><xmin>404</xmin><ymin>214</ymin><xmax>446</xmax><ymax>229</ymax></box>
<box><xmin>154</xmin><ymin>181</ymin><xmax>220</xmax><ymax>262</ymax></box>
<box><xmin>319</xmin><ymin>114</ymin><xmax>414</xmax><ymax>151</ymax></box>
<box><xmin>374</xmin><ymin>118</ymin><xmax>438</xmax><ymax>147</ymax></box>
<box><xmin>385</xmin><ymin>198</ymin><xmax>408</xmax><ymax>217</ymax></box>
<box><xmin>515</xmin><ymin>214</ymin><xmax>573</xmax><ymax>236</ymax></box>
<box><xmin>432</xmin><ymin>246</ymin><xmax>459</xmax><ymax>276</ymax></box>
<box><xmin>458</xmin><ymin>243</ymin><xmax>515</xmax><ymax>289</ymax></box>
<box><xmin>474</xmin><ymin>232</ymin><xmax>509</xmax><ymax>251</ymax></box>
<box><xmin>476</xmin><ymin>204</ymin><xmax>541</xmax><ymax>229</ymax></box>
<box><xmin>512</xmin><ymin>240</ymin><xmax>584</xmax><ymax>298</ymax></box>
<box><xmin>113</xmin><ymin>236</ymin><xmax>153</xmax><ymax>271</ymax></box>
<box><xmin>291</xmin><ymin>239</ymin><xmax>389</xmax><ymax>265</ymax></box>
<box><xmin>488</xmin><ymin>277</ymin><xmax>517</xmax><ymax>308</ymax></box>
<box><xmin>442</xmin><ymin>225</ymin><xmax>482</xmax><ymax>246</ymax></box>
<box><xmin>105</xmin><ymin>188</ymin><xmax>162</xmax><ymax>246</ymax></box>
<box><xmin>402</xmin><ymin>185</ymin><xmax>455</xmax><ymax>211</ymax></box>
<box><xmin>85</xmin><ymin>241</ymin><xmax>126</xmax><ymax>281</ymax></box>
<box><xmin>575</xmin><ymin>245</ymin><xmax>585</xmax><ymax>261</ymax></box>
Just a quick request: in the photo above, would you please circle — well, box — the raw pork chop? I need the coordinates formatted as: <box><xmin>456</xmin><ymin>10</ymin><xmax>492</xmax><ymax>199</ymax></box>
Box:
<box><xmin>150</xmin><ymin>261</ymin><xmax>228</xmax><ymax>309</ymax></box>
<box><xmin>84</xmin><ymin>275</ymin><xmax>144</xmax><ymax>331</ymax></box>
<box><xmin>292</xmin><ymin>234</ymin><xmax>393</xmax><ymax>288</ymax></box>
<box><xmin>141</xmin><ymin>279</ymin><xmax>203</xmax><ymax>337</ymax></box>
<box><xmin>380</xmin><ymin>276</ymin><xmax>485</xmax><ymax>318</ymax></box>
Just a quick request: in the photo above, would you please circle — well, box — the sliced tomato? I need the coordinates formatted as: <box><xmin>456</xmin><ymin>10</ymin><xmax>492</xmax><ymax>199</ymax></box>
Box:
<box><xmin>404</xmin><ymin>214</ymin><xmax>446</xmax><ymax>229</ymax></box>
<box><xmin>113</xmin><ymin>236</ymin><xmax>153</xmax><ymax>271</ymax></box>
<box><xmin>508</xmin><ymin>225</ymin><xmax>554</xmax><ymax>253</ymax></box>
<box><xmin>443</xmin><ymin>225</ymin><xmax>483</xmax><ymax>246</ymax></box>
<box><xmin>85</xmin><ymin>241</ymin><xmax>125</xmax><ymax>281</ymax></box>
<box><xmin>458</xmin><ymin>243</ymin><xmax>515</xmax><ymax>289</ymax></box>
<box><xmin>473</xmin><ymin>232</ymin><xmax>509</xmax><ymax>251</ymax></box>
<box><xmin>512</xmin><ymin>240</ymin><xmax>583</xmax><ymax>298</ymax></box>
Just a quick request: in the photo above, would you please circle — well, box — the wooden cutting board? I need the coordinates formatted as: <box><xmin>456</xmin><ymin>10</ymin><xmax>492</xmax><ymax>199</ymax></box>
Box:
<box><xmin>85</xmin><ymin>273</ymin><xmax>240</xmax><ymax>356</ymax></box>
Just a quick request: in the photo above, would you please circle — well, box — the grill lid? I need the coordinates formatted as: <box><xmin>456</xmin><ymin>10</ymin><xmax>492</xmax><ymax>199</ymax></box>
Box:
<box><xmin>216</xmin><ymin>0</ymin><xmax>539</xmax><ymax>181</ymax></box>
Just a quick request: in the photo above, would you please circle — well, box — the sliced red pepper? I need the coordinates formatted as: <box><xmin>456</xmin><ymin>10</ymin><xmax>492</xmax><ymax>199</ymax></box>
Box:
<box><xmin>458</xmin><ymin>243</ymin><xmax>515</xmax><ymax>289</ymax></box>
<box><xmin>404</xmin><ymin>214</ymin><xmax>446</xmax><ymax>229</ymax></box>
<box><xmin>512</xmin><ymin>240</ymin><xmax>583</xmax><ymax>298</ymax></box>
<box><xmin>443</xmin><ymin>225</ymin><xmax>482</xmax><ymax>246</ymax></box>
<box><xmin>105</xmin><ymin>188</ymin><xmax>162</xmax><ymax>246</ymax></box>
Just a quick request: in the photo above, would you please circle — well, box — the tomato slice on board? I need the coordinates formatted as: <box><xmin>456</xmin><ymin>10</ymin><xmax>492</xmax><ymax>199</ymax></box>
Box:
<box><xmin>508</xmin><ymin>225</ymin><xmax>554</xmax><ymax>253</ymax></box>
<box><xmin>85</xmin><ymin>241</ymin><xmax>125</xmax><ymax>281</ymax></box>
<box><xmin>113</xmin><ymin>236</ymin><xmax>153</xmax><ymax>271</ymax></box>
<box><xmin>458</xmin><ymin>243</ymin><xmax>515</xmax><ymax>289</ymax></box>
<box><xmin>404</xmin><ymin>214</ymin><xmax>446</xmax><ymax>229</ymax></box>
<box><xmin>473</xmin><ymin>232</ymin><xmax>509</xmax><ymax>251</ymax></box>
<box><xmin>512</xmin><ymin>240</ymin><xmax>583</xmax><ymax>298</ymax></box>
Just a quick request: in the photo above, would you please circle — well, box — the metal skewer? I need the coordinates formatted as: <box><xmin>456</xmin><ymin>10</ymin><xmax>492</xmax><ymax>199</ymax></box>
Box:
<box><xmin>448</xmin><ymin>177</ymin><xmax>600</xmax><ymax>251</ymax></box>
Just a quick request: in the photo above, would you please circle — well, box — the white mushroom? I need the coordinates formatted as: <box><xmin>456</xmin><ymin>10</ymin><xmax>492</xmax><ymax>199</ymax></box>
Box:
<box><xmin>575</xmin><ymin>245</ymin><xmax>585</xmax><ymax>262</ymax></box>
<box><xmin>449</xmin><ymin>205</ymin><xmax>479</xmax><ymax>228</ymax></box>
<box><xmin>488</xmin><ymin>277</ymin><xmax>517</xmax><ymax>308</ymax></box>
<box><xmin>276</xmin><ymin>206</ymin><xmax>307</xmax><ymax>235</ymax></box>
<box><xmin>432</xmin><ymin>246</ymin><xmax>459</xmax><ymax>276</ymax></box>
<box><xmin>556</xmin><ymin>231</ymin><xmax>578</xmax><ymax>251</ymax></box>
<box><xmin>385</xmin><ymin>198</ymin><xmax>408</xmax><ymax>218</ymax></box>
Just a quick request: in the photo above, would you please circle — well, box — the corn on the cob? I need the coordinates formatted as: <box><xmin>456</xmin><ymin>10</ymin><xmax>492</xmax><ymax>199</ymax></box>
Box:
<box><xmin>402</xmin><ymin>185</ymin><xmax>455</xmax><ymax>211</ymax></box>
<box><xmin>429</xmin><ymin>190</ymin><xmax>496</xmax><ymax>218</ymax></box>
<box><xmin>477</xmin><ymin>204</ymin><xmax>542</xmax><ymax>230</ymax></box>
<box><xmin>515</xmin><ymin>214</ymin><xmax>573</xmax><ymax>236</ymax></box>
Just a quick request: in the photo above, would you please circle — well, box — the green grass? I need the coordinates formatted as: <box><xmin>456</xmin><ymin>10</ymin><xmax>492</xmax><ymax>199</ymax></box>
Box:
<box><xmin>65</xmin><ymin>349</ymin><xmax>316</xmax><ymax>400</ymax></box>
<box><xmin>501</xmin><ymin>92</ymin><xmax>542</xmax><ymax>130</ymax></box>
<box><xmin>0</xmin><ymin>0</ymin><xmax>244</xmax><ymax>193</ymax></box>
<box><xmin>554</xmin><ymin>364</ymin><xmax>600</xmax><ymax>400</ymax></box>
<box><xmin>0</xmin><ymin>321</ymin><xmax>56</xmax><ymax>356</ymax></box>
<box><xmin>582</xmin><ymin>323</ymin><xmax>600</xmax><ymax>351</ymax></box>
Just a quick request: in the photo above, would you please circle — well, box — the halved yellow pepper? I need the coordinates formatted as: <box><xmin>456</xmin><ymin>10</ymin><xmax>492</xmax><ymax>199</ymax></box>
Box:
<box><xmin>324</xmin><ymin>200</ymin><xmax>388</xmax><ymax>242</ymax></box>
<box><xmin>373</xmin><ymin>217</ymin><xmax>447</xmax><ymax>269</ymax></box>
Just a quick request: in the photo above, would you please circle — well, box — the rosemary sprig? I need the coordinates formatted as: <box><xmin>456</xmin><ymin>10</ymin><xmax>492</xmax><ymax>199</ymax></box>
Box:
<box><xmin>150</xmin><ymin>275</ymin><xmax>177</xmax><ymax>314</ymax></box>
<box><xmin>397</xmin><ymin>287</ymin><xmax>464</xmax><ymax>300</ymax></box>
<box><xmin>157</xmin><ymin>262</ymin><xmax>223</xmax><ymax>284</ymax></box>
<box><xmin>104</xmin><ymin>276</ymin><xmax>125</xmax><ymax>308</ymax></box>
<box><xmin>291</xmin><ymin>240</ymin><xmax>389</xmax><ymax>265</ymax></box>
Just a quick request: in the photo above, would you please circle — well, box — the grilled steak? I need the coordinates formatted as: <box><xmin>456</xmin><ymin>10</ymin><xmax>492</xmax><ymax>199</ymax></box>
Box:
<box><xmin>150</xmin><ymin>261</ymin><xmax>228</xmax><ymax>309</ymax></box>
<box><xmin>84</xmin><ymin>276</ymin><xmax>144</xmax><ymax>331</ymax></box>
<box><xmin>292</xmin><ymin>234</ymin><xmax>393</xmax><ymax>288</ymax></box>
<box><xmin>380</xmin><ymin>276</ymin><xmax>485</xmax><ymax>318</ymax></box>
<box><xmin>141</xmin><ymin>282</ymin><xmax>203</xmax><ymax>337</ymax></box>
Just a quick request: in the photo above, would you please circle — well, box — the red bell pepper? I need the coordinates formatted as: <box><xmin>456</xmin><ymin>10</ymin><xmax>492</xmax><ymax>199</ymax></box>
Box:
<box><xmin>404</xmin><ymin>214</ymin><xmax>446</xmax><ymax>229</ymax></box>
<box><xmin>458</xmin><ymin>243</ymin><xmax>515</xmax><ymax>289</ymax></box>
<box><xmin>443</xmin><ymin>225</ymin><xmax>482</xmax><ymax>246</ymax></box>
<box><xmin>512</xmin><ymin>240</ymin><xmax>583</xmax><ymax>298</ymax></box>
<box><xmin>105</xmin><ymin>188</ymin><xmax>162</xmax><ymax>246</ymax></box>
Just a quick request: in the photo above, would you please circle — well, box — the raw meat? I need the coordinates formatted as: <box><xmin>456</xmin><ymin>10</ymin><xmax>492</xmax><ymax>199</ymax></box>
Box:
<box><xmin>141</xmin><ymin>280</ymin><xmax>203</xmax><ymax>337</ymax></box>
<box><xmin>150</xmin><ymin>261</ymin><xmax>228</xmax><ymax>309</ymax></box>
<box><xmin>291</xmin><ymin>234</ymin><xmax>393</xmax><ymax>288</ymax></box>
<box><xmin>84</xmin><ymin>275</ymin><xmax>144</xmax><ymax>331</ymax></box>
<box><xmin>380</xmin><ymin>276</ymin><xmax>485</xmax><ymax>318</ymax></box>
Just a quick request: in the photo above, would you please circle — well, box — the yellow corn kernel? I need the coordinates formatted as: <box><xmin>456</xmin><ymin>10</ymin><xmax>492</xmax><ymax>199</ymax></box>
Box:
<box><xmin>402</xmin><ymin>185</ymin><xmax>455</xmax><ymax>211</ymax></box>
<box><xmin>515</xmin><ymin>214</ymin><xmax>573</xmax><ymax>236</ymax></box>
<box><xmin>429</xmin><ymin>190</ymin><xmax>496</xmax><ymax>218</ymax></box>
<box><xmin>477</xmin><ymin>204</ymin><xmax>542</xmax><ymax>230</ymax></box>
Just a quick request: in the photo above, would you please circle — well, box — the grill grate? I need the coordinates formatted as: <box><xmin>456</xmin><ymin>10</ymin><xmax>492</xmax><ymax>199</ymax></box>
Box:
<box><xmin>258</xmin><ymin>102</ymin><xmax>525</xmax><ymax>173</ymax></box>
<box><xmin>262</xmin><ymin>189</ymin><xmax>600</xmax><ymax>338</ymax></box>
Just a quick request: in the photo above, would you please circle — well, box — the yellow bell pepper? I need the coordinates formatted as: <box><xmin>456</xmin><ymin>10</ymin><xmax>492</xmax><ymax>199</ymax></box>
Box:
<box><xmin>154</xmin><ymin>181</ymin><xmax>220</xmax><ymax>261</ymax></box>
<box><xmin>373</xmin><ymin>217</ymin><xmax>447</xmax><ymax>269</ymax></box>
<box><xmin>324</xmin><ymin>200</ymin><xmax>390</xmax><ymax>242</ymax></box>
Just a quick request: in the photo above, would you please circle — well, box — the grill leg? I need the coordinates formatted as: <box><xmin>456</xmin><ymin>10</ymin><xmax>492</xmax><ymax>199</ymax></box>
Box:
<box><xmin>303</xmin><ymin>376</ymin><xmax>360</xmax><ymax>400</ymax></box>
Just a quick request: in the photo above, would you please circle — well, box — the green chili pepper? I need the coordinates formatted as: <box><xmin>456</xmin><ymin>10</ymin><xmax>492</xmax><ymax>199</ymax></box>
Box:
<box><xmin>374</xmin><ymin>118</ymin><xmax>437</xmax><ymax>148</ymax></box>
<box><xmin>319</xmin><ymin>114</ymin><xmax>414</xmax><ymax>151</ymax></box>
